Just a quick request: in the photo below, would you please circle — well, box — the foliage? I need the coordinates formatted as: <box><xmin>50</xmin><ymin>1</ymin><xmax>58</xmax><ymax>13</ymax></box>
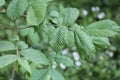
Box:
<box><xmin>0</xmin><ymin>0</ymin><xmax>120</xmax><ymax>80</ymax></box>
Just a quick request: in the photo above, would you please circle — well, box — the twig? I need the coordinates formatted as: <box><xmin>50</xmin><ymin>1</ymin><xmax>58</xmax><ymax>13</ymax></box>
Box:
<box><xmin>0</xmin><ymin>11</ymin><xmax>26</xmax><ymax>17</ymax></box>
<box><xmin>0</xmin><ymin>24</ymin><xmax>34</xmax><ymax>30</ymax></box>
<box><xmin>41</xmin><ymin>28</ymin><xmax>49</xmax><ymax>36</ymax></box>
<box><xmin>0</xmin><ymin>11</ymin><xmax>6</xmax><ymax>14</ymax></box>
<box><xmin>17</xmin><ymin>26</ymin><xmax>34</xmax><ymax>29</ymax></box>
<box><xmin>10</xmin><ymin>63</ymin><xmax>15</xmax><ymax>80</ymax></box>
<box><xmin>0</xmin><ymin>24</ymin><xmax>13</xmax><ymax>29</ymax></box>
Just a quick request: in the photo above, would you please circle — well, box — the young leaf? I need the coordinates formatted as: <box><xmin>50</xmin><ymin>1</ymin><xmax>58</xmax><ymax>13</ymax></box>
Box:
<box><xmin>54</xmin><ymin>55</ymin><xmax>74</xmax><ymax>67</ymax></box>
<box><xmin>18</xmin><ymin>58</ymin><xmax>31</xmax><ymax>74</ymax></box>
<box><xmin>49</xmin><ymin>27</ymin><xmax>68</xmax><ymax>52</ymax></box>
<box><xmin>74</xmin><ymin>29</ymin><xmax>96</xmax><ymax>59</ymax></box>
<box><xmin>18</xmin><ymin>41</ymin><xmax>28</xmax><ymax>50</ymax></box>
<box><xmin>0</xmin><ymin>41</ymin><xmax>16</xmax><ymax>52</ymax></box>
<box><xmin>92</xmin><ymin>37</ymin><xmax>110</xmax><ymax>48</ymax></box>
<box><xmin>60</xmin><ymin>8</ymin><xmax>79</xmax><ymax>26</ymax></box>
<box><xmin>0</xmin><ymin>55</ymin><xmax>18</xmax><ymax>68</ymax></box>
<box><xmin>83</xmin><ymin>19</ymin><xmax>119</xmax><ymax>37</ymax></box>
<box><xmin>0</xmin><ymin>0</ymin><xmax>5</xmax><ymax>6</ymax></box>
<box><xmin>50</xmin><ymin>69</ymin><xmax>65</xmax><ymax>80</ymax></box>
<box><xmin>50</xmin><ymin>10</ymin><xmax>59</xmax><ymax>18</ymax></box>
<box><xmin>10</xmin><ymin>35</ymin><xmax>19</xmax><ymax>42</ymax></box>
<box><xmin>27</xmin><ymin>0</ymin><xmax>50</xmax><ymax>25</ymax></box>
<box><xmin>49</xmin><ymin>10</ymin><xmax>63</xmax><ymax>25</ymax></box>
<box><xmin>20</xmin><ymin>49</ymin><xmax>49</xmax><ymax>65</ymax></box>
<box><xmin>7</xmin><ymin>0</ymin><xmax>28</xmax><ymax>20</ymax></box>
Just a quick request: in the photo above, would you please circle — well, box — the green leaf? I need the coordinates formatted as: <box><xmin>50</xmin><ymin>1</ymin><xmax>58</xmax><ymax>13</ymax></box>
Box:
<box><xmin>27</xmin><ymin>0</ymin><xmax>50</xmax><ymax>25</ymax></box>
<box><xmin>67</xmin><ymin>31</ymin><xmax>75</xmax><ymax>47</ymax></box>
<box><xmin>20</xmin><ymin>49</ymin><xmax>49</xmax><ymax>65</ymax></box>
<box><xmin>50</xmin><ymin>10</ymin><xmax>59</xmax><ymax>17</ymax></box>
<box><xmin>83</xmin><ymin>29</ymin><xmax>118</xmax><ymax>37</ymax></box>
<box><xmin>7</xmin><ymin>0</ymin><xmax>28</xmax><ymax>20</ymax></box>
<box><xmin>41</xmin><ymin>70</ymin><xmax>51</xmax><ymax>80</ymax></box>
<box><xmin>0</xmin><ymin>41</ymin><xmax>16</xmax><ymax>52</ymax></box>
<box><xmin>0</xmin><ymin>55</ymin><xmax>18</xmax><ymax>68</ymax></box>
<box><xmin>27</xmin><ymin>6</ymin><xmax>38</xmax><ymax>26</ymax></box>
<box><xmin>30</xmin><ymin>69</ymin><xmax>51</xmax><ymax>80</ymax></box>
<box><xmin>92</xmin><ymin>37</ymin><xmax>110</xmax><ymax>48</ymax></box>
<box><xmin>10</xmin><ymin>35</ymin><xmax>19</xmax><ymax>42</ymax></box>
<box><xmin>86</xmin><ymin>19</ymin><xmax>119</xmax><ymax>29</ymax></box>
<box><xmin>30</xmin><ymin>0</ymin><xmax>51</xmax><ymax>3</ymax></box>
<box><xmin>83</xmin><ymin>19</ymin><xmax>119</xmax><ymax>37</ymax></box>
<box><xmin>50</xmin><ymin>69</ymin><xmax>65</xmax><ymax>80</ymax></box>
<box><xmin>60</xmin><ymin>8</ymin><xmax>79</xmax><ymax>26</ymax></box>
<box><xmin>49</xmin><ymin>10</ymin><xmax>63</xmax><ymax>25</ymax></box>
<box><xmin>74</xmin><ymin>29</ymin><xmax>96</xmax><ymax>59</ymax></box>
<box><xmin>28</xmin><ymin>28</ymin><xmax>40</xmax><ymax>45</ymax></box>
<box><xmin>19</xmin><ymin>25</ymin><xmax>31</xmax><ymax>37</ymax></box>
<box><xmin>54</xmin><ymin>55</ymin><xmax>74</xmax><ymax>67</ymax></box>
<box><xmin>30</xmin><ymin>69</ymin><xmax>48</xmax><ymax>80</ymax></box>
<box><xmin>18</xmin><ymin>58</ymin><xmax>31</xmax><ymax>74</ymax></box>
<box><xmin>30</xmin><ymin>68</ymin><xmax>65</xmax><ymax>80</ymax></box>
<box><xmin>18</xmin><ymin>41</ymin><xmax>28</xmax><ymax>50</ymax></box>
<box><xmin>49</xmin><ymin>27</ymin><xmax>68</xmax><ymax>52</ymax></box>
<box><xmin>0</xmin><ymin>0</ymin><xmax>5</xmax><ymax>6</ymax></box>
